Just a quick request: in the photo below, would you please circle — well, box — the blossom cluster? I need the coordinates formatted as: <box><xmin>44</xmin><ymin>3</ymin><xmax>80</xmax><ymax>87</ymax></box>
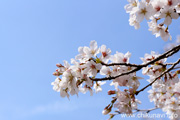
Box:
<box><xmin>51</xmin><ymin>1</ymin><xmax>180</xmax><ymax>119</ymax></box>
<box><xmin>52</xmin><ymin>40</ymin><xmax>142</xmax><ymax>114</ymax></box>
<box><xmin>141</xmin><ymin>51</ymin><xmax>180</xmax><ymax>119</ymax></box>
<box><xmin>125</xmin><ymin>0</ymin><xmax>180</xmax><ymax>41</ymax></box>
<box><xmin>52</xmin><ymin>41</ymin><xmax>107</xmax><ymax>99</ymax></box>
<box><xmin>52</xmin><ymin>40</ymin><xmax>180</xmax><ymax>119</ymax></box>
<box><xmin>51</xmin><ymin>40</ymin><xmax>180</xmax><ymax>119</ymax></box>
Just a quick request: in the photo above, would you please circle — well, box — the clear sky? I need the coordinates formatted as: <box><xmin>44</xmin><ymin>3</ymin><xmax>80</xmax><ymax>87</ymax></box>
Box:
<box><xmin>0</xmin><ymin>0</ymin><xmax>179</xmax><ymax>120</ymax></box>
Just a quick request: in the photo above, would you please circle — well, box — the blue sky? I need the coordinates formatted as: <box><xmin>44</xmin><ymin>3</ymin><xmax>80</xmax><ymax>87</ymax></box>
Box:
<box><xmin>0</xmin><ymin>0</ymin><xmax>179</xmax><ymax>120</ymax></box>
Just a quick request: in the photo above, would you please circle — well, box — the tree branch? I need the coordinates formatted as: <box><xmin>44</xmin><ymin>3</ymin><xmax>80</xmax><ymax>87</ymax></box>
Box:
<box><xmin>90</xmin><ymin>44</ymin><xmax>180</xmax><ymax>81</ymax></box>
<box><xmin>135</xmin><ymin>58</ymin><xmax>180</xmax><ymax>95</ymax></box>
<box><xmin>100</xmin><ymin>62</ymin><xmax>141</xmax><ymax>67</ymax></box>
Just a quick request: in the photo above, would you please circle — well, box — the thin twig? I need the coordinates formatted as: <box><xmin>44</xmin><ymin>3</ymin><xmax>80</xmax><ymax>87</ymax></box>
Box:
<box><xmin>135</xmin><ymin>107</ymin><xmax>158</xmax><ymax>113</ymax></box>
<box><xmin>172</xmin><ymin>66</ymin><xmax>180</xmax><ymax>70</ymax></box>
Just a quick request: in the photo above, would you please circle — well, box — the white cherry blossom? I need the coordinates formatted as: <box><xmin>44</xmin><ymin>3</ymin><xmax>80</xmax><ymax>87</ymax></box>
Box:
<box><xmin>125</xmin><ymin>0</ymin><xmax>180</xmax><ymax>40</ymax></box>
<box><xmin>100</xmin><ymin>66</ymin><xmax>112</xmax><ymax>76</ymax></box>
<box><xmin>175</xmin><ymin>3</ymin><xmax>180</xmax><ymax>13</ymax></box>
<box><xmin>83</xmin><ymin>60</ymin><xmax>102</xmax><ymax>77</ymax></box>
<box><xmin>125</xmin><ymin>0</ymin><xmax>139</xmax><ymax>14</ymax></box>
<box><xmin>93</xmin><ymin>81</ymin><xmax>106</xmax><ymax>93</ymax></box>
<box><xmin>133</xmin><ymin>0</ymin><xmax>154</xmax><ymax>22</ymax></box>
<box><xmin>83</xmin><ymin>40</ymin><xmax>99</xmax><ymax>59</ymax></box>
<box><xmin>129</xmin><ymin>14</ymin><xmax>140</xmax><ymax>29</ymax></box>
<box><xmin>99</xmin><ymin>45</ymin><xmax>111</xmax><ymax>63</ymax></box>
<box><xmin>159</xmin><ymin>6</ymin><xmax>179</xmax><ymax>26</ymax></box>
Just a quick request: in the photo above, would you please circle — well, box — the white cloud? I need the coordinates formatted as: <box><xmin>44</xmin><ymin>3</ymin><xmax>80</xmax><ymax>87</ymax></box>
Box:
<box><xmin>30</xmin><ymin>101</ymin><xmax>78</xmax><ymax>115</ymax></box>
<box><xmin>16</xmin><ymin>100</ymin><xmax>78</xmax><ymax>118</ymax></box>
<box><xmin>1</xmin><ymin>96</ymin><xmax>107</xmax><ymax>120</ymax></box>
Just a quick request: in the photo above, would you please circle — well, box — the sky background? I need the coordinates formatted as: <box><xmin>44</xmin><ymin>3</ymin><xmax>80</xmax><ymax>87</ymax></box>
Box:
<box><xmin>0</xmin><ymin>0</ymin><xmax>179</xmax><ymax>120</ymax></box>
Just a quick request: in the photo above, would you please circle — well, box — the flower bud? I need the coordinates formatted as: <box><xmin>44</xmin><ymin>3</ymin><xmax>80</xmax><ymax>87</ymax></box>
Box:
<box><xmin>123</xmin><ymin>58</ymin><xmax>127</xmax><ymax>62</ymax></box>
<box><xmin>102</xmin><ymin>106</ymin><xmax>112</xmax><ymax>115</ymax></box>
<box><xmin>56</xmin><ymin>63</ymin><xmax>64</xmax><ymax>68</ymax></box>
<box><xmin>53</xmin><ymin>71</ymin><xmax>62</xmax><ymax>76</ymax></box>
<box><xmin>108</xmin><ymin>90</ymin><xmax>116</xmax><ymax>95</ymax></box>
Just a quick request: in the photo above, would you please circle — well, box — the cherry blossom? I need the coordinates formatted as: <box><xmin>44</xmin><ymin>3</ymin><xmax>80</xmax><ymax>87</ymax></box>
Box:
<box><xmin>134</xmin><ymin>0</ymin><xmax>154</xmax><ymax>22</ymax></box>
<box><xmin>126</xmin><ymin>0</ymin><xmax>180</xmax><ymax>40</ymax></box>
<box><xmin>83</xmin><ymin>60</ymin><xmax>102</xmax><ymax>77</ymax></box>
<box><xmin>99</xmin><ymin>45</ymin><xmax>111</xmax><ymax>63</ymax></box>
<box><xmin>93</xmin><ymin>81</ymin><xmax>106</xmax><ymax>93</ymax></box>
<box><xmin>124</xmin><ymin>0</ymin><xmax>138</xmax><ymax>13</ymax></box>
<box><xmin>52</xmin><ymin>38</ymin><xmax>180</xmax><ymax>119</ymax></box>
<box><xmin>159</xmin><ymin>6</ymin><xmax>179</xmax><ymax>26</ymax></box>
<box><xmin>51</xmin><ymin>1</ymin><xmax>180</xmax><ymax>119</ymax></box>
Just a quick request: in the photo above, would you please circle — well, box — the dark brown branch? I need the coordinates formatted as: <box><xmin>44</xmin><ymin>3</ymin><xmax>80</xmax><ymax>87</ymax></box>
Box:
<box><xmin>140</xmin><ymin>44</ymin><xmax>180</xmax><ymax>66</ymax></box>
<box><xmin>135</xmin><ymin>58</ymin><xmax>180</xmax><ymax>95</ymax></box>
<box><xmin>101</xmin><ymin>60</ymin><xmax>174</xmax><ymax>67</ymax></box>
<box><xmin>101</xmin><ymin>62</ymin><xmax>140</xmax><ymax>67</ymax></box>
<box><xmin>90</xmin><ymin>44</ymin><xmax>180</xmax><ymax>81</ymax></box>
<box><xmin>90</xmin><ymin>66</ymin><xmax>142</xmax><ymax>81</ymax></box>
<box><xmin>165</xmin><ymin>63</ymin><xmax>175</xmax><ymax>65</ymax></box>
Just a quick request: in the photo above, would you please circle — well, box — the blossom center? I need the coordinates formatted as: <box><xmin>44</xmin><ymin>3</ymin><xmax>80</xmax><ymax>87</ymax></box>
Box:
<box><xmin>91</xmin><ymin>50</ymin><xmax>95</xmax><ymax>55</ymax></box>
<box><xmin>141</xmin><ymin>8</ymin><xmax>147</xmax><ymax>15</ymax></box>
<box><xmin>102</xmin><ymin>52</ymin><xmax>107</xmax><ymax>57</ymax></box>
<box><xmin>155</xmin><ymin>6</ymin><xmax>161</xmax><ymax>11</ymax></box>
<box><xmin>132</xmin><ymin>2</ymin><xmax>137</xmax><ymax>7</ymax></box>
<box><xmin>168</xmin><ymin>0</ymin><xmax>172</xmax><ymax>6</ymax></box>
<box><xmin>165</xmin><ymin>11</ymin><xmax>171</xmax><ymax>17</ymax></box>
<box><xmin>91</xmin><ymin>64</ymin><xmax>96</xmax><ymax>69</ymax></box>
